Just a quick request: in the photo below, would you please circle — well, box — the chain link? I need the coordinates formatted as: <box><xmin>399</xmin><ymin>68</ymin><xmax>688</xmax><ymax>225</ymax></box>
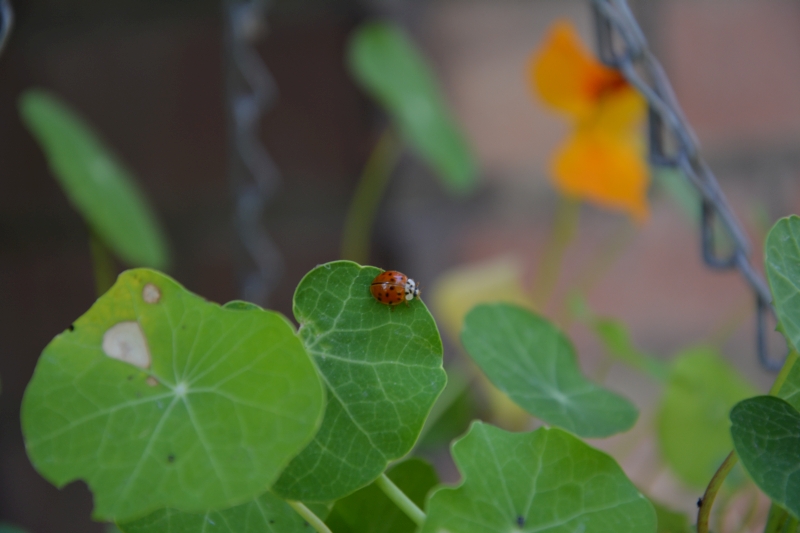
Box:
<box><xmin>591</xmin><ymin>0</ymin><xmax>784</xmax><ymax>370</ymax></box>
<box><xmin>223</xmin><ymin>0</ymin><xmax>283</xmax><ymax>306</ymax></box>
<box><xmin>0</xmin><ymin>0</ymin><xmax>13</xmax><ymax>57</ymax></box>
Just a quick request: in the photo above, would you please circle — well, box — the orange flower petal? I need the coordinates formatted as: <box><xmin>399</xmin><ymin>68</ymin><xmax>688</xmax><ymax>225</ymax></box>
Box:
<box><xmin>528</xmin><ymin>20</ymin><xmax>625</xmax><ymax>120</ymax></box>
<box><xmin>593</xmin><ymin>85</ymin><xmax>646</xmax><ymax>134</ymax></box>
<box><xmin>551</xmin><ymin>127</ymin><xmax>649</xmax><ymax>222</ymax></box>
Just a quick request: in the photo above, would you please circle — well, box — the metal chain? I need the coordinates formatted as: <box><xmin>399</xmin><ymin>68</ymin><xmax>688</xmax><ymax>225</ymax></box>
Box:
<box><xmin>0</xmin><ymin>0</ymin><xmax>13</xmax><ymax>56</ymax></box>
<box><xmin>223</xmin><ymin>0</ymin><xmax>283</xmax><ymax>306</ymax></box>
<box><xmin>591</xmin><ymin>0</ymin><xmax>784</xmax><ymax>370</ymax></box>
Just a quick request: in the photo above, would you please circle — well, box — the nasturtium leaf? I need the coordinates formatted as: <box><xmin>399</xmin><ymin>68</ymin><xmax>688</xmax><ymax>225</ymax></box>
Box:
<box><xmin>273</xmin><ymin>261</ymin><xmax>446</xmax><ymax>501</ymax></box>
<box><xmin>423</xmin><ymin>422</ymin><xmax>657</xmax><ymax>533</ymax></box>
<box><xmin>118</xmin><ymin>491</ymin><xmax>323</xmax><ymax>533</ymax></box>
<box><xmin>657</xmin><ymin>346</ymin><xmax>756</xmax><ymax>488</ymax></box>
<box><xmin>19</xmin><ymin>90</ymin><xmax>169</xmax><ymax>269</ymax></box>
<box><xmin>766</xmin><ymin>215</ymin><xmax>800</xmax><ymax>351</ymax></box>
<box><xmin>325</xmin><ymin>458</ymin><xmax>438</xmax><ymax>533</ymax></box>
<box><xmin>731</xmin><ymin>396</ymin><xmax>800</xmax><ymax>519</ymax></box>
<box><xmin>21</xmin><ymin>269</ymin><xmax>325</xmax><ymax>521</ymax></box>
<box><xmin>461</xmin><ymin>303</ymin><xmax>637</xmax><ymax>438</ymax></box>
<box><xmin>347</xmin><ymin>22</ymin><xmax>477</xmax><ymax>193</ymax></box>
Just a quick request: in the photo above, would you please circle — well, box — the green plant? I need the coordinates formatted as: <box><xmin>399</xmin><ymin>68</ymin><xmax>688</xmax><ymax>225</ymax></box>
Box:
<box><xmin>14</xmin><ymin>23</ymin><xmax>800</xmax><ymax>533</ymax></box>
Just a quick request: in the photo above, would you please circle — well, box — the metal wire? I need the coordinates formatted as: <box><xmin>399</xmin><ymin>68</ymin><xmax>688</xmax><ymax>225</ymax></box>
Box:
<box><xmin>0</xmin><ymin>0</ymin><xmax>13</xmax><ymax>56</ymax></box>
<box><xmin>592</xmin><ymin>0</ymin><xmax>784</xmax><ymax>370</ymax></box>
<box><xmin>224</xmin><ymin>0</ymin><xmax>283</xmax><ymax>306</ymax></box>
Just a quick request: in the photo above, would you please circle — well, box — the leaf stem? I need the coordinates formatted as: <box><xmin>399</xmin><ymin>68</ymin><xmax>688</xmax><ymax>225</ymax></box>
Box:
<box><xmin>287</xmin><ymin>501</ymin><xmax>332</xmax><ymax>533</ymax></box>
<box><xmin>90</xmin><ymin>232</ymin><xmax>116</xmax><ymax>296</ymax></box>
<box><xmin>375</xmin><ymin>473</ymin><xmax>426</xmax><ymax>526</ymax></box>
<box><xmin>340</xmin><ymin>128</ymin><xmax>403</xmax><ymax>264</ymax></box>
<box><xmin>769</xmin><ymin>349</ymin><xmax>798</xmax><ymax>396</ymax></box>
<box><xmin>530</xmin><ymin>196</ymin><xmax>580</xmax><ymax>311</ymax></box>
<box><xmin>697</xmin><ymin>450</ymin><xmax>738</xmax><ymax>533</ymax></box>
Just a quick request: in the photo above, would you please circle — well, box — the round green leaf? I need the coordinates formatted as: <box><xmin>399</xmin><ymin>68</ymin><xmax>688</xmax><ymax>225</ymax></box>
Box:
<box><xmin>325</xmin><ymin>458</ymin><xmax>439</xmax><ymax>533</ymax></box>
<box><xmin>423</xmin><ymin>421</ymin><xmax>657</xmax><ymax>533</ymax></box>
<box><xmin>766</xmin><ymin>215</ymin><xmax>800</xmax><ymax>352</ymax></box>
<box><xmin>657</xmin><ymin>346</ymin><xmax>756</xmax><ymax>488</ymax></box>
<box><xmin>347</xmin><ymin>22</ymin><xmax>477</xmax><ymax>193</ymax></box>
<box><xmin>21</xmin><ymin>269</ymin><xmax>325</xmax><ymax>521</ymax></box>
<box><xmin>19</xmin><ymin>89</ymin><xmax>169</xmax><ymax>269</ymax></box>
<box><xmin>461</xmin><ymin>303</ymin><xmax>638</xmax><ymax>438</ymax></box>
<box><xmin>731</xmin><ymin>396</ymin><xmax>800</xmax><ymax>519</ymax></box>
<box><xmin>273</xmin><ymin>261</ymin><xmax>446</xmax><ymax>501</ymax></box>
<box><xmin>118</xmin><ymin>491</ymin><xmax>319</xmax><ymax>533</ymax></box>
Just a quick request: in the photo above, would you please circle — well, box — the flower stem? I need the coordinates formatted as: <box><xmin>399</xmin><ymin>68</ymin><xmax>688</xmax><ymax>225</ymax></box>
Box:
<box><xmin>530</xmin><ymin>196</ymin><xmax>580</xmax><ymax>311</ymax></box>
<box><xmin>89</xmin><ymin>232</ymin><xmax>116</xmax><ymax>296</ymax></box>
<box><xmin>340</xmin><ymin>128</ymin><xmax>403</xmax><ymax>264</ymax></box>
<box><xmin>769</xmin><ymin>348</ymin><xmax>798</xmax><ymax>396</ymax></box>
<box><xmin>697</xmin><ymin>450</ymin><xmax>738</xmax><ymax>533</ymax></box>
<box><xmin>287</xmin><ymin>501</ymin><xmax>332</xmax><ymax>533</ymax></box>
<box><xmin>375</xmin><ymin>473</ymin><xmax>426</xmax><ymax>526</ymax></box>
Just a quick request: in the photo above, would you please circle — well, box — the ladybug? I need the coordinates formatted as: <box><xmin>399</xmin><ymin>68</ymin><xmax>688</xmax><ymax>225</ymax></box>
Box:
<box><xmin>370</xmin><ymin>270</ymin><xmax>420</xmax><ymax>307</ymax></box>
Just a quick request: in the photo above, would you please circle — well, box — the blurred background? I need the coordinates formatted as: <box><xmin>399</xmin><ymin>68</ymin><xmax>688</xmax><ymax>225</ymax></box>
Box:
<box><xmin>3</xmin><ymin>0</ymin><xmax>800</xmax><ymax>531</ymax></box>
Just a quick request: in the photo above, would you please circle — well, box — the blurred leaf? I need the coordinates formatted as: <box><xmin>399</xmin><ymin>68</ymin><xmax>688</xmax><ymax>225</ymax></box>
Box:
<box><xmin>593</xmin><ymin>318</ymin><xmax>668</xmax><ymax>380</ymax></box>
<box><xmin>731</xmin><ymin>396</ymin><xmax>800</xmax><ymax>519</ymax></box>
<box><xmin>422</xmin><ymin>422</ymin><xmax>657</xmax><ymax>533</ymax></box>
<box><xmin>0</xmin><ymin>524</ymin><xmax>29</xmax><ymax>533</ymax></box>
<box><xmin>571</xmin><ymin>292</ymin><xmax>667</xmax><ymax>380</ymax></box>
<box><xmin>651</xmin><ymin>500</ymin><xmax>693</xmax><ymax>533</ymax></box>
<box><xmin>119</xmin><ymin>491</ymin><xmax>322</xmax><ymax>533</ymax></box>
<box><xmin>431</xmin><ymin>254</ymin><xmax>534</xmax><ymax>432</ymax></box>
<box><xmin>273</xmin><ymin>261</ymin><xmax>446</xmax><ymax>502</ymax></box>
<box><xmin>657</xmin><ymin>346</ymin><xmax>757</xmax><ymax>488</ymax></box>
<box><xmin>19</xmin><ymin>90</ymin><xmax>170</xmax><ymax>269</ymax></box>
<box><xmin>325</xmin><ymin>459</ymin><xmax>438</xmax><ymax>533</ymax></box>
<box><xmin>766</xmin><ymin>216</ymin><xmax>800</xmax><ymax>352</ymax></box>
<box><xmin>461</xmin><ymin>303</ymin><xmax>638</xmax><ymax>438</ymax></box>
<box><xmin>21</xmin><ymin>269</ymin><xmax>325</xmax><ymax>521</ymax></box>
<box><xmin>417</xmin><ymin>367</ymin><xmax>475</xmax><ymax>449</ymax></box>
<box><xmin>431</xmin><ymin>255</ymin><xmax>530</xmax><ymax>341</ymax></box>
<box><xmin>348</xmin><ymin>21</ymin><xmax>477</xmax><ymax>193</ymax></box>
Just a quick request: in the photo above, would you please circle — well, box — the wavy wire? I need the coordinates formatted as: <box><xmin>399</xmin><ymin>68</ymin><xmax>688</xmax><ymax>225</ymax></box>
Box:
<box><xmin>224</xmin><ymin>0</ymin><xmax>283</xmax><ymax>306</ymax></box>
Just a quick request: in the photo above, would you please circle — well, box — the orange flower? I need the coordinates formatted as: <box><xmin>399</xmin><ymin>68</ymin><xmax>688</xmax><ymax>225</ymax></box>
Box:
<box><xmin>528</xmin><ymin>21</ymin><xmax>649</xmax><ymax>222</ymax></box>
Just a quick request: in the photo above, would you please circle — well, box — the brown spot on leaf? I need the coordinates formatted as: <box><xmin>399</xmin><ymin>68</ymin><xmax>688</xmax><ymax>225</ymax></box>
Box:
<box><xmin>142</xmin><ymin>283</ymin><xmax>161</xmax><ymax>304</ymax></box>
<box><xmin>102</xmin><ymin>322</ymin><xmax>151</xmax><ymax>369</ymax></box>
